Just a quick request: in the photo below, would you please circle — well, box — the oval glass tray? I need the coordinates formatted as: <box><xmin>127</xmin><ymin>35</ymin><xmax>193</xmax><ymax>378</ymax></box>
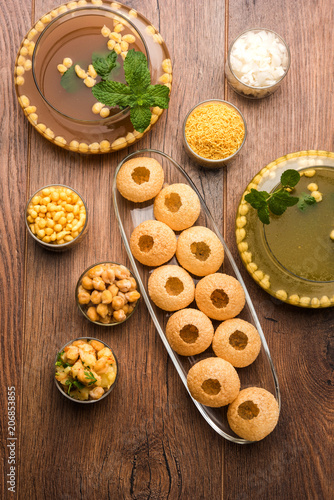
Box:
<box><xmin>236</xmin><ymin>151</ymin><xmax>334</xmax><ymax>308</ymax></box>
<box><xmin>14</xmin><ymin>1</ymin><xmax>172</xmax><ymax>154</ymax></box>
<box><xmin>113</xmin><ymin>149</ymin><xmax>280</xmax><ymax>443</ymax></box>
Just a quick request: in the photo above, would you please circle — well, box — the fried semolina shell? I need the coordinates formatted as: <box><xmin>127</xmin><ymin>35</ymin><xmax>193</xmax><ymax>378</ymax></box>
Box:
<box><xmin>130</xmin><ymin>220</ymin><xmax>177</xmax><ymax>266</ymax></box>
<box><xmin>195</xmin><ymin>273</ymin><xmax>245</xmax><ymax>320</ymax></box>
<box><xmin>187</xmin><ymin>357</ymin><xmax>240</xmax><ymax>407</ymax></box>
<box><xmin>212</xmin><ymin>318</ymin><xmax>261</xmax><ymax>367</ymax></box>
<box><xmin>176</xmin><ymin>226</ymin><xmax>224</xmax><ymax>276</ymax></box>
<box><xmin>116</xmin><ymin>157</ymin><xmax>164</xmax><ymax>202</ymax></box>
<box><xmin>148</xmin><ymin>265</ymin><xmax>195</xmax><ymax>311</ymax></box>
<box><xmin>153</xmin><ymin>183</ymin><xmax>201</xmax><ymax>231</ymax></box>
<box><xmin>227</xmin><ymin>387</ymin><xmax>279</xmax><ymax>441</ymax></box>
<box><xmin>166</xmin><ymin>308</ymin><xmax>214</xmax><ymax>356</ymax></box>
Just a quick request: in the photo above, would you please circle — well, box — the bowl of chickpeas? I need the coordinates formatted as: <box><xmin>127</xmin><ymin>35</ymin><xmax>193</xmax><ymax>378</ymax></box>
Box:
<box><xmin>55</xmin><ymin>337</ymin><xmax>118</xmax><ymax>403</ymax></box>
<box><xmin>76</xmin><ymin>262</ymin><xmax>141</xmax><ymax>325</ymax></box>
<box><xmin>25</xmin><ymin>184</ymin><xmax>88</xmax><ymax>251</ymax></box>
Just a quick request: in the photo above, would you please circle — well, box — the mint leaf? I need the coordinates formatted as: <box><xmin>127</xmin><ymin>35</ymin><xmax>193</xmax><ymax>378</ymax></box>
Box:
<box><xmin>145</xmin><ymin>84</ymin><xmax>170</xmax><ymax>108</ymax></box>
<box><xmin>281</xmin><ymin>169</ymin><xmax>300</xmax><ymax>188</ymax></box>
<box><xmin>297</xmin><ymin>192</ymin><xmax>317</xmax><ymax>211</ymax></box>
<box><xmin>268</xmin><ymin>191</ymin><xmax>298</xmax><ymax>215</ymax></box>
<box><xmin>93</xmin><ymin>51</ymin><xmax>117</xmax><ymax>80</ymax></box>
<box><xmin>92</xmin><ymin>80</ymin><xmax>133</xmax><ymax>107</ymax></box>
<box><xmin>258</xmin><ymin>205</ymin><xmax>270</xmax><ymax>225</ymax></box>
<box><xmin>130</xmin><ymin>106</ymin><xmax>152</xmax><ymax>133</ymax></box>
<box><xmin>61</xmin><ymin>65</ymin><xmax>82</xmax><ymax>93</ymax></box>
<box><xmin>245</xmin><ymin>189</ymin><xmax>270</xmax><ymax>209</ymax></box>
<box><xmin>124</xmin><ymin>49</ymin><xmax>151</xmax><ymax>93</ymax></box>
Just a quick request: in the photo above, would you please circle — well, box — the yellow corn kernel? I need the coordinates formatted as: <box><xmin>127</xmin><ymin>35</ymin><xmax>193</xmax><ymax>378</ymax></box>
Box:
<box><xmin>129</xmin><ymin>9</ymin><xmax>137</xmax><ymax>17</ymax></box>
<box><xmin>36</xmin><ymin>123</ymin><xmax>46</xmax><ymax>133</ymax></box>
<box><xmin>44</xmin><ymin>128</ymin><xmax>55</xmax><ymax>139</ymax></box>
<box><xmin>311</xmin><ymin>190</ymin><xmax>322</xmax><ymax>202</ymax></box>
<box><xmin>55</xmin><ymin>136</ymin><xmax>67</xmax><ymax>146</ymax></box>
<box><xmin>79</xmin><ymin>143</ymin><xmax>89</xmax><ymax>153</ymax></box>
<box><xmin>57</xmin><ymin>64</ymin><xmax>67</xmax><ymax>74</ymax></box>
<box><xmin>107</xmin><ymin>39</ymin><xmax>116</xmax><ymax>50</ymax></box>
<box><xmin>28</xmin><ymin>42</ymin><xmax>35</xmax><ymax>56</ymax></box>
<box><xmin>89</xmin><ymin>142</ymin><xmax>100</xmax><ymax>152</ymax></box>
<box><xmin>17</xmin><ymin>55</ymin><xmax>26</xmax><ymax>66</ymax></box>
<box><xmin>146</xmin><ymin>25</ymin><xmax>155</xmax><ymax>35</ymax></box>
<box><xmin>162</xmin><ymin>59</ymin><xmax>172</xmax><ymax>73</ymax></box>
<box><xmin>29</xmin><ymin>224</ymin><xmax>36</xmax><ymax>234</ymax></box>
<box><xmin>307</xmin><ymin>183</ymin><xmax>318</xmax><ymax>192</ymax></box>
<box><xmin>330</xmin><ymin>230</ymin><xmax>334</xmax><ymax>241</ymax></box>
<box><xmin>159</xmin><ymin>73</ymin><xmax>172</xmax><ymax>84</ymax></box>
<box><xmin>122</xmin><ymin>34</ymin><xmax>136</xmax><ymax>44</ymax></box>
<box><xmin>57</xmin><ymin>239</ymin><xmax>65</xmax><ymax>245</ymax></box>
<box><xmin>88</xmin><ymin>64</ymin><xmax>97</xmax><ymax>78</ymax></box>
<box><xmin>101</xmin><ymin>25</ymin><xmax>111</xmax><ymax>37</ymax></box>
<box><xmin>54</xmin><ymin>224</ymin><xmax>62</xmax><ymax>232</ymax></box>
<box><xmin>37</xmin><ymin>219</ymin><xmax>46</xmax><ymax>228</ymax></box>
<box><xmin>67</xmin><ymin>2</ymin><xmax>78</xmax><ymax>10</ymax></box>
<box><xmin>20</xmin><ymin>46</ymin><xmax>28</xmax><ymax>56</ymax></box>
<box><xmin>23</xmin><ymin>60</ymin><xmax>32</xmax><ymax>71</ymax></box>
<box><xmin>69</xmin><ymin>140</ymin><xmax>79</xmax><ymax>151</ymax></box>
<box><xmin>57</xmin><ymin>231</ymin><xmax>69</xmax><ymax>240</ymax></box>
<box><xmin>37</xmin><ymin>229</ymin><xmax>45</xmax><ymax>238</ymax></box>
<box><xmin>75</xmin><ymin>64</ymin><xmax>87</xmax><ymax>79</ymax></box>
<box><xmin>121</xmin><ymin>51</ymin><xmax>127</xmax><ymax>61</ymax></box>
<box><xmin>59</xmin><ymin>217</ymin><xmax>67</xmax><ymax>226</ymax></box>
<box><xmin>50</xmin><ymin>233</ymin><xmax>57</xmax><ymax>242</ymax></box>
<box><xmin>41</xmin><ymin>14</ymin><xmax>52</xmax><ymax>24</ymax></box>
<box><xmin>16</xmin><ymin>76</ymin><xmax>25</xmax><ymax>86</ymax></box>
<box><xmin>100</xmin><ymin>107</ymin><xmax>110</xmax><ymax>118</ymax></box>
<box><xmin>64</xmin><ymin>235</ymin><xmax>74</xmax><ymax>242</ymax></box>
<box><xmin>114</xmin><ymin>43</ymin><xmax>121</xmax><ymax>54</ymax></box>
<box><xmin>45</xmin><ymin>227</ymin><xmax>53</xmax><ymax>236</ymax></box>
<box><xmin>60</xmin><ymin>192</ymin><xmax>67</xmax><ymax>200</ymax></box>
<box><xmin>39</xmin><ymin>206</ymin><xmax>47</xmax><ymax>214</ymax></box>
<box><xmin>84</xmin><ymin>76</ymin><xmax>96</xmax><ymax>88</ymax></box>
<box><xmin>20</xmin><ymin>95</ymin><xmax>30</xmax><ymax>108</ymax></box>
<box><xmin>46</xmin><ymin>218</ymin><xmax>55</xmax><ymax>228</ymax></box>
<box><xmin>42</xmin><ymin>236</ymin><xmax>51</xmax><ymax>243</ymax></box>
<box><xmin>120</xmin><ymin>40</ymin><xmax>129</xmax><ymax>52</ymax></box>
<box><xmin>27</xmin><ymin>28</ymin><xmax>37</xmax><ymax>40</ymax></box>
<box><xmin>114</xmin><ymin>23</ymin><xmax>125</xmax><ymax>33</ymax></box>
<box><xmin>16</xmin><ymin>66</ymin><xmax>25</xmax><ymax>76</ymax></box>
<box><xmin>304</xmin><ymin>169</ymin><xmax>316</xmax><ymax>178</ymax></box>
<box><xmin>25</xmin><ymin>106</ymin><xmax>37</xmax><ymax>115</ymax></box>
<box><xmin>100</xmin><ymin>140</ymin><xmax>111</xmax><ymax>151</ymax></box>
<box><xmin>110</xmin><ymin>32</ymin><xmax>122</xmax><ymax>42</ymax></box>
<box><xmin>67</xmin><ymin>212</ymin><xmax>75</xmax><ymax>222</ymax></box>
<box><xmin>64</xmin><ymin>203</ymin><xmax>74</xmax><ymax>212</ymax></box>
<box><xmin>111</xmin><ymin>137</ymin><xmax>127</xmax><ymax>150</ymax></box>
<box><xmin>153</xmin><ymin>33</ymin><xmax>163</xmax><ymax>44</ymax></box>
<box><xmin>35</xmin><ymin>21</ymin><xmax>44</xmax><ymax>32</ymax></box>
<box><xmin>71</xmin><ymin>231</ymin><xmax>79</xmax><ymax>238</ymax></box>
<box><xmin>58</xmin><ymin>6</ymin><xmax>68</xmax><ymax>14</ymax></box>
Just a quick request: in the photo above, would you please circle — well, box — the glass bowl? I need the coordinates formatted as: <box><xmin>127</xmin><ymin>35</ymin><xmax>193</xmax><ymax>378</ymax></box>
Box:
<box><xmin>236</xmin><ymin>150</ymin><xmax>334</xmax><ymax>307</ymax></box>
<box><xmin>225</xmin><ymin>28</ymin><xmax>291</xmax><ymax>99</ymax></box>
<box><xmin>54</xmin><ymin>336</ymin><xmax>118</xmax><ymax>404</ymax></box>
<box><xmin>113</xmin><ymin>148</ymin><xmax>281</xmax><ymax>443</ymax></box>
<box><xmin>76</xmin><ymin>261</ymin><xmax>140</xmax><ymax>326</ymax></box>
<box><xmin>25</xmin><ymin>184</ymin><xmax>88</xmax><ymax>252</ymax></box>
<box><xmin>14</xmin><ymin>1</ymin><xmax>172</xmax><ymax>153</ymax></box>
<box><xmin>182</xmin><ymin>99</ymin><xmax>247</xmax><ymax>168</ymax></box>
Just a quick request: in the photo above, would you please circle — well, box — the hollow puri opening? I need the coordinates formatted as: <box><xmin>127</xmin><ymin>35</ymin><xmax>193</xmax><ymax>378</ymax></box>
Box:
<box><xmin>138</xmin><ymin>235</ymin><xmax>154</xmax><ymax>252</ymax></box>
<box><xmin>190</xmin><ymin>241</ymin><xmax>211</xmax><ymax>261</ymax></box>
<box><xmin>131</xmin><ymin>166</ymin><xmax>150</xmax><ymax>185</ymax></box>
<box><xmin>237</xmin><ymin>400</ymin><xmax>260</xmax><ymax>420</ymax></box>
<box><xmin>165</xmin><ymin>277</ymin><xmax>184</xmax><ymax>296</ymax></box>
<box><xmin>179</xmin><ymin>324</ymin><xmax>199</xmax><ymax>344</ymax></box>
<box><xmin>210</xmin><ymin>289</ymin><xmax>229</xmax><ymax>308</ymax></box>
<box><xmin>201</xmin><ymin>378</ymin><xmax>221</xmax><ymax>395</ymax></box>
<box><xmin>229</xmin><ymin>330</ymin><xmax>248</xmax><ymax>350</ymax></box>
<box><xmin>164</xmin><ymin>192</ymin><xmax>182</xmax><ymax>212</ymax></box>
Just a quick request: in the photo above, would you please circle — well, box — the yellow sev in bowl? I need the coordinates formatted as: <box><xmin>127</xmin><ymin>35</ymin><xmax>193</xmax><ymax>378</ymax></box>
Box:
<box><xmin>184</xmin><ymin>101</ymin><xmax>245</xmax><ymax>160</ymax></box>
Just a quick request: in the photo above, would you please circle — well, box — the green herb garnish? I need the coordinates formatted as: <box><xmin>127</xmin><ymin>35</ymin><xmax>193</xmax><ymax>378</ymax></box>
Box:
<box><xmin>60</xmin><ymin>65</ymin><xmax>82</xmax><ymax>93</ymax></box>
<box><xmin>92</xmin><ymin>49</ymin><xmax>170</xmax><ymax>132</ymax></box>
<box><xmin>245</xmin><ymin>169</ymin><xmax>301</xmax><ymax>224</ymax></box>
<box><xmin>84</xmin><ymin>370</ymin><xmax>97</xmax><ymax>386</ymax></box>
<box><xmin>55</xmin><ymin>351</ymin><xmax>70</xmax><ymax>368</ymax></box>
<box><xmin>297</xmin><ymin>192</ymin><xmax>317</xmax><ymax>211</ymax></box>
<box><xmin>65</xmin><ymin>379</ymin><xmax>85</xmax><ymax>395</ymax></box>
<box><xmin>92</xmin><ymin>51</ymin><xmax>118</xmax><ymax>80</ymax></box>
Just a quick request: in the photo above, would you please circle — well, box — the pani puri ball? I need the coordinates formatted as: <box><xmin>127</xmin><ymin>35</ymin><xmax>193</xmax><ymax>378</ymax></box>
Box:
<box><xmin>148</xmin><ymin>265</ymin><xmax>195</xmax><ymax>311</ymax></box>
<box><xmin>130</xmin><ymin>220</ymin><xmax>177</xmax><ymax>267</ymax></box>
<box><xmin>195</xmin><ymin>273</ymin><xmax>245</xmax><ymax>320</ymax></box>
<box><xmin>176</xmin><ymin>226</ymin><xmax>224</xmax><ymax>276</ymax></box>
<box><xmin>212</xmin><ymin>318</ymin><xmax>261</xmax><ymax>367</ymax></box>
<box><xmin>227</xmin><ymin>387</ymin><xmax>279</xmax><ymax>441</ymax></box>
<box><xmin>153</xmin><ymin>183</ymin><xmax>201</xmax><ymax>231</ymax></box>
<box><xmin>187</xmin><ymin>357</ymin><xmax>240</xmax><ymax>407</ymax></box>
<box><xmin>166</xmin><ymin>308</ymin><xmax>214</xmax><ymax>356</ymax></box>
<box><xmin>116</xmin><ymin>157</ymin><xmax>164</xmax><ymax>202</ymax></box>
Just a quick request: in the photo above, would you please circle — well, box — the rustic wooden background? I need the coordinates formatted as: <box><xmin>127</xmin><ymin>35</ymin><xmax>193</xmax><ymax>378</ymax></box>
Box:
<box><xmin>1</xmin><ymin>0</ymin><xmax>333</xmax><ymax>499</ymax></box>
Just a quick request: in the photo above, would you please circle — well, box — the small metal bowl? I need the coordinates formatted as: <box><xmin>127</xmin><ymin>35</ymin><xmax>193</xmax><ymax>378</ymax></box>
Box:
<box><xmin>76</xmin><ymin>261</ymin><xmax>140</xmax><ymax>326</ymax></box>
<box><xmin>25</xmin><ymin>184</ymin><xmax>88</xmax><ymax>252</ymax></box>
<box><xmin>183</xmin><ymin>99</ymin><xmax>247</xmax><ymax>168</ymax></box>
<box><xmin>54</xmin><ymin>337</ymin><xmax>118</xmax><ymax>404</ymax></box>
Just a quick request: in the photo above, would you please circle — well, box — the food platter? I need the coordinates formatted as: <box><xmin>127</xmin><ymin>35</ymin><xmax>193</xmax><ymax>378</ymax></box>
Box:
<box><xmin>236</xmin><ymin>150</ymin><xmax>334</xmax><ymax>308</ymax></box>
<box><xmin>14</xmin><ymin>1</ymin><xmax>172</xmax><ymax>153</ymax></box>
<box><xmin>113</xmin><ymin>148</ymin><xmax>281</xmax><ymax>443</ymax></box>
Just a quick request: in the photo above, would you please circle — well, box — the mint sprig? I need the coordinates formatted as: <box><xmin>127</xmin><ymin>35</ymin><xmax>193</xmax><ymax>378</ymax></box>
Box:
<box><xmin>92</xmin><ymin>49</ymin><xmax>170</xmax><ymax>132</ymax></box>
<box><xmin>92</xmin><ymin>51</ymin><xmax>117</xmax><ymax>80</ymax></box>
<box><xmin>297</xmin><ymin>192</ymin><xmax>317</xmax><ymax>211</ymax></box>
<box><xmin>245</xmin><ymin>169</ymin><xmax>301</xmax><ymax>224</ymax></box>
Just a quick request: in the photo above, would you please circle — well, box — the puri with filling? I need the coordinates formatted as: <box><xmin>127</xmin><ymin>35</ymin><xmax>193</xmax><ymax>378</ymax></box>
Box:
<box><xmin>176</xmin><ymin>226</ymin><xmax>224</xmax><ymax>276</ymax></box>
<box><xmin>195</xmin><ymin>273</ymin><xmax>245</xmax><ymax>320</ymax></box>
<box><xmin>166</xmin><ymin>308</ymin><xmax>214</xmax><ymax>356</ymax></box>
<box><xmin>187</xmin><ymin>357</ymin><xmax>240</xmax><ymax>407</ymax></box>
<box><xmin>130</xmin><ymin>220</ymin><xmax>177</xmax><ymax>266</ymax></box>
<box><xmin>148</xmin><ymin>265</ymin><xmax>195</xmax><ymax>311</ymax></box>
<box><xmin>212</xmin><ymin>318</ymin><xmax>261</xmax><ymax>367</ymax></box>
<box><xmin>153</xmin><ymin>183</ymin><xmax>201</xmax><ymax>231</ymax></box>
<box><xmin>116</xmin><ymin>157</ymin><xmax>164</xmax><ymax>202</ymax></box>
<box><xmin>227</xmin><ymin>387</ymin><xmax>279</xmax><ymax>441</ymax></box>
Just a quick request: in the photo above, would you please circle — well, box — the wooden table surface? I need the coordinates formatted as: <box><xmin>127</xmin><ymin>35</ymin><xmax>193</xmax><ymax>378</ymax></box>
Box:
<box><xmin>1</xmin><ymin>0</ymin><xmax>333</xmax><ymax>499</ymax></box>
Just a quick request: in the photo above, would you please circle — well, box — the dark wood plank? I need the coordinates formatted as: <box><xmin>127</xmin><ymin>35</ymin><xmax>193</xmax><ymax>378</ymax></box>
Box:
<box><xmin>0</xmin><ymin>1</ymin><xmax>32</xmax><ymax>498</ymax></box>
<box><xmin>17</xmin><ymin>1</ymin><xmax>225</xmax><ymax>499</ymax></box>
<box><xmin>224</xmin><ymin>1</ymin><xmax>334</xmax><ymax>499</ymax></box>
